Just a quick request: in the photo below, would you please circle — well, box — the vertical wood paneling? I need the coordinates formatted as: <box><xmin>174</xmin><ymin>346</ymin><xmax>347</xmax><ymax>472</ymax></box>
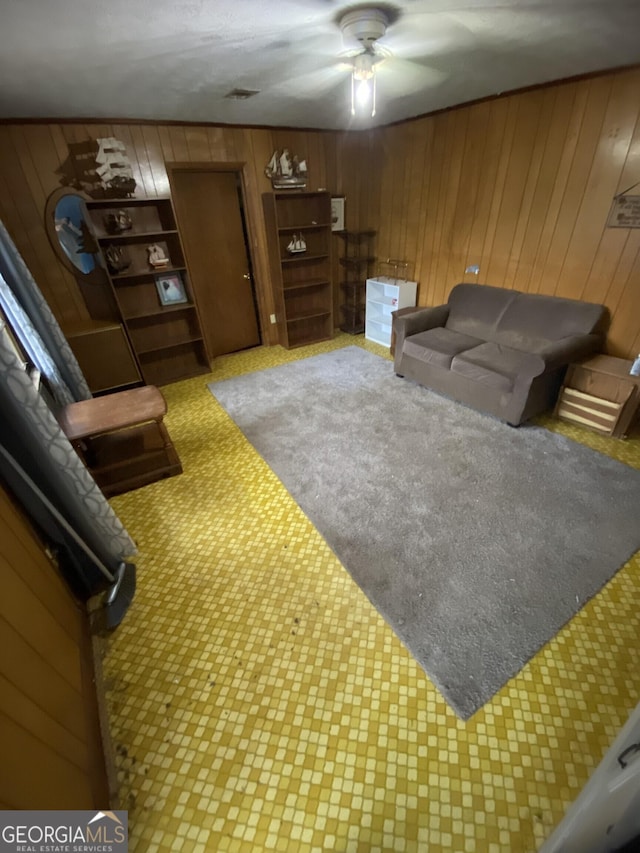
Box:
<box><xmin>157</xmin><ymin>124</ymin><xmax>177</xmax><ymax>164</ymax></box>
<box><xmin>607</xmin><ymin>235</ymin><xmax>640</xmax><ymax>353</ymax></box>
<box><xmin>0</xmin><ymin>129</ymin><xmax>80</xmax><ymax>324</ymax></box>
<box><xmin>432</xmin><ymin>112</ymin><xmax>462</xmax><ymax>306</ymax></box>
<box><xmin>128</xmin><ymin>124</ymin><xmax>159</xmax><ymax>197</ymax></box>
<box><xmin>388</xmin><ymin>123</ymin><xmax>410</xmax><ymax>262</ymax></box>
<box><xmin>400</xmin><ymin>121</ymin><xmax>425</xmax><ymax>276</ymax></box>
<box><xmin>141</xmin><ymin>125</ymin><xmax>171</xmax><ymax>195</ymax></box>
<box><xmin>185</xmin><ymin>126</ymin><xmax>211</xmax><ymax>163</ymax></box>
<box><xmin>412</xmin><ymin>120</ymin><xmax>435</xmax><ymax>301</ymax></box>
<box><xmin>484</xmin><ymin>95</ymin><xmax>542</xmax><ymax>286</ymax></box>
<box><xmin>117</xmin><ymin>125</ymin><xmax>151</xmax><ymax>196</ymax></box>
<box><xmin>168</xmin><ymin>125</ymin><xmax>190</xmax><ymax>161</ymax></box>
<box><xmin>0</xmin><ymin>120</ymin><xmax>340</xmax><ymax>344</ymax></box>
<box><xmin>207</xmin><ymin>126</ymin><xmax>228</xmax><ymax>160</ymax></box>
<box><xmin>438</xmin><ymin>108</ymin><xmax>470</xmax><ymax>291</ymax></box>
<box><xmin>418</xmin><ymin>114</ymin><xmax>447</xmax><ymax>300</ymax></box>
<box><xmin>0</xmin><ymin>484</ymin><xmax>110</xmax><ymax>808</ymax></box>
<box><xmin>448</xmin><ymin>102</ymin><xmax>490</xmax><ymax>284</ymax></box>
<box><xmin>570</xmin><ymin>74</ymin><xmax>640</xmax><ymax>298</ymax></box>
<box><xmin>502</xmin><ymin>91</ymin><xmax>549</xmax><ymax>289</ymax></box>
<box><xmin>479</xmin><ymin>98</ymin><xmax>519</xmax><ymax>286</ymax></box>
<box><xmin>509</xmin><ymin>86</ymin><xmax>573</xmax><ymax>292</ymax></box>
<box><xmin>367</xmin><ymin>67</ymin><xmax>640</xmax><ymax>357</ymax></box>
<box><xmin>375</xmin><ymin>129</ymin><xmax>396</xmax><ymax>268</ymax></box>
<box><xmin>1</xmin><ymin>65</ymin><xmax>640</xmax><ymax>355</ymax></box>
<box><xmin>541</xmin><ymin>76</ymin><xmax>613</xmax><ymax>298</ymax></box>
<box><xmin>462</xmin><ymin>99</ymin><xmax>508</xmax><ymax>289</ymax></box>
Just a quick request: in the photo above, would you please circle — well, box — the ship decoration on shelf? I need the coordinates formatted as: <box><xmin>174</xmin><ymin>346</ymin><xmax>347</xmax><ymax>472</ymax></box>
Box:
<box><xmin>286</xmin><ymin>234</ymin><xmax>307</xmax><ymax>255</ymax></box>
<box><xmin>265</xmin><ymin>149</ymin><xmax>308</xmax><ymax>190</ymax></box>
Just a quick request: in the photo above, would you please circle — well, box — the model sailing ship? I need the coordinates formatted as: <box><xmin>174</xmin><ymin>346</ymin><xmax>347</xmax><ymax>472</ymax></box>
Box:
<box><xmin>95</xmin><ymin>137</ymin><xmax>137</xmax><ymax>197</ymax></box>
<box><xmin>265</xmin><ymin>149</ymin><xmax>308</xmax><ymax>189</ymax></box>
<box><xmin>286</xmin><ymin>234</ymin><xmax>307</xmax><ymax>254</ymax></box>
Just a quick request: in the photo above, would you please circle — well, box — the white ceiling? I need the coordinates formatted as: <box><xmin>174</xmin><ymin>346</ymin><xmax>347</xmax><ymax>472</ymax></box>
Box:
<box><xmin>1</xmin><ymin>0</ymin><xmax>639</xmax><ymax>130</ymax></box>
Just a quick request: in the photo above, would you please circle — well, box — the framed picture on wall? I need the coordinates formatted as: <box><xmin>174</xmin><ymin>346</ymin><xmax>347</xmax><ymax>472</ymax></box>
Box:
<box><xmin>155</xmin><ymin>272</ymin><xmax>188</xmax><ymax>306</ymax></box>
<box><xmin>331</xmin><ymin>196</ymin><xmax>345</xmax><ymax>232</ymax></box>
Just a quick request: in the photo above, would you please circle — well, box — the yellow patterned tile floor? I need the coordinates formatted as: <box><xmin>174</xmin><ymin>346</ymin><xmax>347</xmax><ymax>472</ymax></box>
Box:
<box><xmin>103</xmin><ymin>334</ymin><xmax>640</xmax><ymax>853</ymax></box>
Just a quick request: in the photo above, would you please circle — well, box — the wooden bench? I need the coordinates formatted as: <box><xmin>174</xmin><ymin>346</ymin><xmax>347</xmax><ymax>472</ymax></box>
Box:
<box><xmin>57</xmin><ymin>385</ymin><xmax>182</xmax><ymax>496</ymax></box>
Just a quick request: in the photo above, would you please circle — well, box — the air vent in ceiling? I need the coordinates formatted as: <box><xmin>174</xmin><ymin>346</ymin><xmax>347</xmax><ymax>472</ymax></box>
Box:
<box><xmin>224</xmin><ymin>88</ymin><xmax>260</xmax><ymax>100</ymax></box>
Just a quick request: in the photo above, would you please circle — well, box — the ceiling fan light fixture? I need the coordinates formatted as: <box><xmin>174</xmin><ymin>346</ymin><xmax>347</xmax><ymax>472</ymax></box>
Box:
<box><xmin>353</xmin><ymin>52</ymin><xmax>375</xmax><ymax>80</ymax></box>
<box><xmin>350</xmin><ymin>51</ymin><xmax>377</xmax><ymax>117</ymax></box>
<box><xmin>340</xmin><ymin>8</ymin><xmax>388</xmax><ymax>120</ymax></box>
<box><xmin>356</xmin><ymin>76</ymin><xmax>372</xmax><ymax>107</ymax></box>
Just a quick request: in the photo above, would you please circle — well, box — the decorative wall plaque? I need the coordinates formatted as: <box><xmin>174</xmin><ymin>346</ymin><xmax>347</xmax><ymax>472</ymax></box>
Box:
<box><xmin>607</xmin><ymin>195</ymin><xmax>640</xmax><ymax>228</ymax></box>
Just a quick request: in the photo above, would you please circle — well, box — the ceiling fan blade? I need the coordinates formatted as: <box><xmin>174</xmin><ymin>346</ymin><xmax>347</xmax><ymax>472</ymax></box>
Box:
<box><xmin>381</xmin><ymin>10</ymin><xmax>477</xmax><ymax>60</ymax></box>
<box><xmin>376</xmin><ymin>58</ymin><xmax>448</xmax><ymax>97</ymax></box>
<box><xmin>270</xmin><ymin>64</ymin><xmax>347</xmax><ymax>100</ymax></box>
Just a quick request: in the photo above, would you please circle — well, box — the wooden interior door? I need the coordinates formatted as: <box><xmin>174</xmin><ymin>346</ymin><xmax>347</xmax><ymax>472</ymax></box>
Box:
<box><xmin>170</xmin><ymin>169</ymin><xmax>261</xmax><ymax>357</ymax></box>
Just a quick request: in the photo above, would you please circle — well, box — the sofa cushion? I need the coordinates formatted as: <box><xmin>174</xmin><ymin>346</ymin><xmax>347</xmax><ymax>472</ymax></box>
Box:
<box><xmin>451</xmin><ymin>342</ymin><xmax>541</xmax><ymax>392</ymax></box>
<box><xmin>445</xmin><ymin>283</ymin><xmax>517</xmax><ymax>340</ymax></box>
<box><xmin>403</xmin><ymin>327</ymin><xmax>483</xmax><ymax>368</ymax></box>
<box><xmin>494</xmin><ymin>291</ymin><xmax>606</xmax><ymax>349</ymax></box>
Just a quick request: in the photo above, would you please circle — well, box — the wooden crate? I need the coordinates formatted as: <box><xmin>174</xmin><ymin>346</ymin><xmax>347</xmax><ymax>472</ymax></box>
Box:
<box><xmin>555</xmin><ymin>356</ymin><xmax>640</xmax><ymax>438</ymax></box>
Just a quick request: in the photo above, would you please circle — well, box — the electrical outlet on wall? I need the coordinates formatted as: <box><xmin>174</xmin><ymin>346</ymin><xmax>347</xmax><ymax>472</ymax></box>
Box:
<box><xmin>270</xmin><ymin>314</ymin><xmax>277</xmax><ymax>324</ymax></box>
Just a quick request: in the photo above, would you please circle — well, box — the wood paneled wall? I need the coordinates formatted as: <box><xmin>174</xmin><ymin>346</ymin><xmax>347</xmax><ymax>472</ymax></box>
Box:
<box><xmin>0</xmin><ymin>123</ymin><xmax>363</xmax><ymax>347</ymax></box>
<box><xmin>0</xmin><ymin>65</ymin><xmax>638</xmax><ymax>356</ymax></box>
<box><xmin>0</xmin><ymin>482</ymin><xmax>111</xmax><ymax>808</ymax></box>
<box><xmin>369</xmin><ymin>67</ymin><xmax>640</xmax><ymax>358</ymax></box>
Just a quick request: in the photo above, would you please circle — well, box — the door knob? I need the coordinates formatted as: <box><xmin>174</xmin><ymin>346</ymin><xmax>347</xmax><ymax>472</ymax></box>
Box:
<box><xmin>243</xmin><ymin>273</ymin><xmax>251</xmax><ymax>280</ymax></box>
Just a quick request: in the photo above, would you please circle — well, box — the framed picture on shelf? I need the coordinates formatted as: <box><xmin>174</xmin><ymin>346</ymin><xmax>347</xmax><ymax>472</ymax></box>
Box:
<box><xmin>155</xmin><ymin>272</ymin><xmax>187</xmax><ymax>306</ymax></box>
<box><xmin>331</xmin><ymin>196</ymin><xmax>345</xmax><ymax>232</ymax></box>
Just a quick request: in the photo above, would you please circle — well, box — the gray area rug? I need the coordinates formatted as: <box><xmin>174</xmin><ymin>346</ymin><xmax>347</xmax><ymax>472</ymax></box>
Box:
<box><xmin>209</xmin><ymin>346</ymin><xmax>640</xmax><ymax>719</ymax></box>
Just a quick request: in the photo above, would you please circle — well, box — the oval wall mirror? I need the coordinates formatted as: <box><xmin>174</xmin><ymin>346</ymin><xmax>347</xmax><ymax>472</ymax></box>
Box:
<box><xmin>44</xmin><ymin>188</ymin><xmax>100</xmax><ymax>277</ymax></box>
<box><xmin>44</xmin><ymin>187</ymin><xmax>120</xmax><ymax>321</ymax></box>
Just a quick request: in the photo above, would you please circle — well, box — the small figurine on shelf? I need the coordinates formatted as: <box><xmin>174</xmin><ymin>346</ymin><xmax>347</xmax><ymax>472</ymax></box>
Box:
<box><xmin>105</xmin><ymin>244</ymin><xmax>131</xmax><ymax>275</ymax></box>
<box><xmin>104</xmin><ymin>209</ymin><xmax>132</xmax><ymax>234</ymax></box>
<box><xmin>147</xmin><ymin>243</ymin><xmax>169</xmax><ymax>268</ymax></box>
<box><xmin>287</xmin><ymin>234</ymin><xmax>306</xmax><ymax>254</ymax></box>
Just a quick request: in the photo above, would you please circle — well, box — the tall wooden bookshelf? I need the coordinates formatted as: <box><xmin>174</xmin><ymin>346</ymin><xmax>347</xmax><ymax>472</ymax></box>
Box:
<box><xmin>262</xmin><ymin>191</ymin><xmax>334</xmax><ymax>348</ymax></box>
<box><xmin>85</xmin><ymin>197</ymin><xmax>210</xmax><ymax>385</ymax></box>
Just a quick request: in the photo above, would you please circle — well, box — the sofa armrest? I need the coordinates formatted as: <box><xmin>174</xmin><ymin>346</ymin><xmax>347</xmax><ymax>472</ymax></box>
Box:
<box><xmin>534</xmin><ymin>333</ymin><xmax>603</xmax><ymax>371</ymax></box>
<box><xmin>393</xmin><ymin>305</ymin><xmax>449</xmax><ymax>367</ymax></box>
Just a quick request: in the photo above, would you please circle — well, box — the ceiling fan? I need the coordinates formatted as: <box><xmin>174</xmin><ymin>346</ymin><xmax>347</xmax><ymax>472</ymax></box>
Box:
<box><xmin>266</xmin><ymin>3</ymin><xmax>460</xmax><ymax>123</ymax></box>
<box><xmin>333</xmin><ymin>5</ymin><xmax>449</xmax><ymax>119</ymax></box>
<box><xmin>338</xmin><ymin>7</ymin><xmax>390</xmax><ymax>116</ymax></box>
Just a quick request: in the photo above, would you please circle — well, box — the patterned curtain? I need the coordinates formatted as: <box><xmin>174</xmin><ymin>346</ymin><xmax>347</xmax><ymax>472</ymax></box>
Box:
<box><xmin>0</xmin><ymin>272</ymin><xmax>76</xmax><ymax>407</ymax></box>
<box><xmin>0</xmin><ymin>219</ymin><xmax>91</xmax><ymax>402</ymax></box>
<box><xmin>0</xmin><ymin>314</ymin><xmax>136</xmax><ymax>597</ymax></box>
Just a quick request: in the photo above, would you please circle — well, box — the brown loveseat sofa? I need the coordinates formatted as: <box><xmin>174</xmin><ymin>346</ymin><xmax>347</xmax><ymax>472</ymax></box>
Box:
<box><xmin>393</xmin><ymin>283</ymin><xmax>607</xmax><ymax>426</ymax></box>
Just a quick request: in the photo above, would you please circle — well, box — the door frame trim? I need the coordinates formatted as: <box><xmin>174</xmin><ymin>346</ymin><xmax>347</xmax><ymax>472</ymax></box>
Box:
<box><xmin>166</xmin><ymin>162</ymin><xmax>277</xmax><ymax>347</ymax></box>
